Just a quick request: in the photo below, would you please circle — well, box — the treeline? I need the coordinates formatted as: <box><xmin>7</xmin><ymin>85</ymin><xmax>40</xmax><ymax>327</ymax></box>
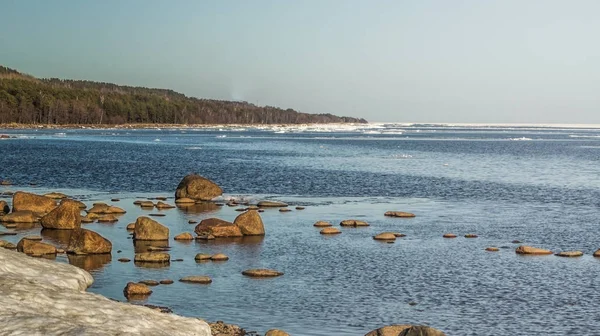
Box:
<box><xmin>0</xmin><ymin>65</ymin><xmax>367</xmax><ymax>125</ymax></box>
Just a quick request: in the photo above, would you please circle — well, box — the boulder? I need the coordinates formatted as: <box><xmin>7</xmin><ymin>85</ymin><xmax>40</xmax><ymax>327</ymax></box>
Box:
<box><xmin>40</xmin><ymin>199</ymin><xmax>82</xmax><ymax>230</ymax></box>
<box><xmin>0</xmin><ymin>200</ymin><xmax>9</xmax><ymax>214</ymax></box>
<box><xmin>384</xmin><ymin>211</ymin><xmax>416</xmax><ymax>218</ymax></box>
<box><xmin>265</xmin><ymin>330</ymin><xmax>290</xmax><ymax>336</ymax></box>
<box><xmin>67</xmin><ymin>229</ymin><xmax>112</xmax><ymax>254</ymax></box>
<box><xmin>12</xmin><ymin>191</ymin><xmax>57</xmax><ymax>216</ymax></box>
<box><xmin>365</xmin><ymin>325</ymin><xmax>446</xmax><ymax>336</ymax></box>
<box><xmin>134</xmin><ymin>252</ymin><xmax>170</xmax><ymax>263</ymax></box>
<box><xmin>194</xmin><ymin>218</ymin><xmax>242</xmax><ymax>237</ymax></box>
<box><xmin>314</xmin><ymin>221</ymin><xmax>332</xmax><ymax>227</ymax></box>
<box><xmin>556</xmin><ymin>251</ymin><xmax>583</xmax><ymax>257</ymax></box>
<box><xmin>210</xmin><ymin>253</ymin><xmax>229</xmax><ymax>261</ymax></box>
<box><xmin>257</xmin><ymin>200</ymin><xmax>288</xmax><ymax>207</ymax></box>
<box><xmin>175</xmin><ymin>174</ymin><xmax>223</xmax><ymax>201</ymax></box>
<box><xmin>515</xmin><ymin>245</ymin><xmax>553</xmax><ymax>255</ymax></box>
<box><xmin>373</xmin><ymin>232</ymin><xmax>397</xmax><ymax>241</ymax></box>
<box><xmin>242</xmin><ymin>269</ymin><xmax>283</xmax><ymax>277</ymax></box>
<box><xmin>123</xmin><ymin>282</ymin><xmax>152</xmax><ymax>297</ymax></box>
<box><xmin>155</xmin><ymin>201</ymin><xmax>175</xmax><ymax>209</ymax></box>
<box><xmin>340</xmin><ymin>219</ymin><xmax>369</xmax><ymax>227</ymax></box>
<box><xmin>0</xmin><ymin>210</ymin><xmax>38</xmax><ymax>223</ymax></box>
<box><xmin>17</xmin><ymin>238</ymin><xmax>57</xmax><ymax>255</ymax></box>
<box><xmin>179</xmin><ymin>276</ymin><xmax>212</xmax><ymax>284</ymax></box>
<box><xmin>134</xmin><ymin>216</ymin><xmax>169</xmax><ymax>241</ymax></box>
<box><xmin>320</xmin><ymin>227</ymin><xmax>341</xmax><ymax>235</ymax></box>
<box><xmin>234</xmin><ymin>210</ymin><xmax>265</xmax><ymax>236</ymax></box>
<box><xmin>174</xmin><ymin>232</ymin><xmax>194</xmax><ymax>240</ymax></box>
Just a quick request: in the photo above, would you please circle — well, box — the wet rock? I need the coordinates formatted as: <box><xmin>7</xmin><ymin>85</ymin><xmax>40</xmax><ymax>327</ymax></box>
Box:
<box><xmin>86</xmin><ymin>204</ymin><xmax>110</xmax><ymax>214</ymax></box>
<box><xmin>155</xmin><ymin>201</ymin><xmax>175</xmax><ymax>209</ymax></box>
<box><xmin>234</xmin><ymin>210</ymin><xmax>265</xmax><ymax>236</ymax></box>
<box><xmin>365</xmin><ymin>325</ymin><xmax>446</xmax><ymax>336</ymax></box>
<box><xmin>72</xmin><ymin>200</ymin><xmax>87</xmax><ymax>209</ymax></box>
<box><xmin>340</xmin><ymin>219</ymin><xmax>369</xmax><ymax>227</ymax></box>
<box><xmin>123</xmin><ymin>282</ymin><xmax>152</xmax><ymax>297</ymax></box>
<box><xmin>12</xmin><ymin>191</ymin><xmax>57</xmax><ymax>216</ymax></box>
<box><xmin>67</xmin><ymin>229</ymin><xmax>112</xmax><ymax>254</ymax></box>
<box><xmin>175</xmin><ymin>174</ymin><xmax>223</xmax><ymax>201</ymax></box>
<box><xmin>443</xmin><ymin>233</ymin><xmax>457</xmax><ymax>238</ymax></box>
<box><xmin>594</xmin><ymin>249</ymin><xmax>600</xmax><ymax>257</ymax></box>
<box><xmin>234</xmin><ymin>208</ymin><xmax>247</xmax><ymax>212</ymax></box>
<box><xmin>0</xmin><ymin>239</ymin><xmax>17</xmax><ymax>249</ymax></box>
<box><xmin>515</xmin><ymin>245</ymin><xmax>553</xmax><ymax>255</ymax></box>
<box><xmin>320</xmin><ymin>227</ymin><xmax>341</xmax><ymax>235</ymax></box>
<box><xmin>194</xmin><ymin>253</ymin><xmax>212</xmax><ymax>261</ymax></box>
<box><xmin>485</xmin><ymin>247</ymin><xmax>500</xmax><ymax>252</ymax></box>
<box><xmin>139</xmin><ymin>280</ymin><xmax>160</xmax><ymax>286</ymax></box>
<box><xmin>210</xmin><ymin>253</ymin><xmax>229</xmax><ymax>261</ymax></box>
<box><xmin>97</xmin><ymin>214</ymin><xmax>119</xmax><ymax>223</ymax></box>
<box><xmin>257</xmin><ymin>200</ymin><xmax>288</xmax><ymax>207</ymax></box>
<box><xmin>139</xmin><ymin>201</ymin><xmax>155</xmax><ymax>208</ymax></box>
<box><xmin>40</xmin><ymin>199</ymin><xmax>82</xmax><ymax>230</ymax></box>
<box><xmin>174</xmin><ymin>232</ymin><xmax>194</xmax><ymax>240</ymax></box>
<box><xmin>80</xmin><ymin>215</ymin><xmax>95</xmax><ymax>223</ymax></box>
<box><xmin>242</xmin><ymin>269</ymin><xmax>283</xmax><ymax>277</ymax></box>
<box><xmin>208</xmin><ymin>321</ymin><xmax>246</xmax><ymax>336</ymax></box>
<box><xmin>134</xmin><ymin>216</ymin><xmax>169</xmax><ymax>241</ymax></box>
<box><xmin>384</xmin><ymin>211</ymin><xmax>416</xmax><ymax>218</ymax></box>
<box><xmin>107</xmin><ymin>206</ymin><xmax>126</xmax><ymax>214</ymax></box>
<box><xmin>118</xmin><ymin>258</ymin><xmax>131</xmax><ymax>262</ymax></box>
<box><xmin>134</xmin><ymin>252</ymin><xmax>170</xmax><ymax>263</ymax></box>
<box><xmin>392</xmin><ymin>232</ymin><xmax>406</xmax><ymax>237</ymax></box>
<box><xmin>295</xmin><ymin>206</ymin><xmax>305</xmax><ymax>210</ymax></box>
<box><xmin>17</xmin><ymin>238</ymin><xmax>57</xmax><ymax>255</ymax></box>
<box><xmin>196</xmin><ymin>234</ymin><xmax>216</xmax><ymax>240</ymax></box>
<box><xmin>0</xmin><ymin>200</ymin><xmax>9</xmax><ymax>214</ymax></box>
<box><xmin>149</xmin><ymin>213</ymin><xmax>166</xmax><ymax>217</ymax></box>
<box><xmin>464</xmin><ymin>234</ymin><xmax>478</xmax><ymax>238</ymax></box>
<box><xmin>126</xmin><ymin>223</ymin><xmax>136</xmax><ymax>230</ymax></box>
<box><xmin>373</xmin><ymin>232</ymin><xmax>397</xmax><ymax>241</ymax></box>
<box><xmin>171</xmin><ymin>258</ymin><xmax>184</xmax><ymax>262</ymax></box>
<box><xmin>266</xmin><ymin>329</ymin><xmax>290</xmax><ymax>336</ymax></box>
<box><xmin>556</xmin><ymin>251</ymin><xmax>583</xmax><ymax>257</ymax></box>
<box><xmin>0</xmin><ymin>210</ymin><xmax>38</xmax><ymax>223</ymax></box>
<box><xmin>147</xmin><ymin>246</ymin><xmax>170</xmax><ymax>252</ymax></box>
<box><xmin>44</xmin><ymin>192</ymin><xmax>68</xmax><ymax>199</ymax></box>
<box><xmin>174</xmin><ymin>198</ymin><xmax>195</xmax><ymax>204</ymax></box>
<box><xmin>279</xmin><ymin>208</ymin><xmax>292</xmax><ymax>212</ymax></box>
<box><xmin>159</xmin><ymin>279</ymin><xmax>174</xmax><ymax>285</ymax></box>
<box><xmin>194</xmin><ymin>218</ymin><xmax>242</xmax><ymax>237</ymax></box>
<box><xmin>179</xmin><ymin>276</ymin><xmax>212</xmax><ymax>284</ymax></box>
<box><xmin>313</xmin><ymin>221</ymin><xmax>332</xmax><ymax>227</ymax></box>
<box><xmin>111</xmin><ymin>198</ymin><xmax>120</xmax><ymax>202</ymax></box>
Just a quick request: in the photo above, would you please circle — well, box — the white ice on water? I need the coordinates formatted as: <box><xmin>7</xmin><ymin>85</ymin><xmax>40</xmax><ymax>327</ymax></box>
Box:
<box><xmin>0</xmin><ymin>248</ymin><xmax>211</xmax><ymax>336</ymax></box>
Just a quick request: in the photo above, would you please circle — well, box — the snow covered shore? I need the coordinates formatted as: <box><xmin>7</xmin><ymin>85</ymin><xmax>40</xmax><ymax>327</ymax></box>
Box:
<box><xmin>0</xmin><ymin>248</ymin><xmax>211</xmax><ymax>336</ymax></box>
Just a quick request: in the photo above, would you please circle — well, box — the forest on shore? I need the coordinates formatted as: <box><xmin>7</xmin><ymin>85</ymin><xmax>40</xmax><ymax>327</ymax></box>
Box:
<box><xmin>0</xmin><ymin>66</ymin><xmax>367</xmax><ymax>125</ymax></box>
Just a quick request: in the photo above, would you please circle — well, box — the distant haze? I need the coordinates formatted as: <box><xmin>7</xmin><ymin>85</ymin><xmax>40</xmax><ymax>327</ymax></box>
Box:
<box><xmin>1</xmin><ymin>0</ymin><xmax>599</xmax><ymax>123</ymax></box>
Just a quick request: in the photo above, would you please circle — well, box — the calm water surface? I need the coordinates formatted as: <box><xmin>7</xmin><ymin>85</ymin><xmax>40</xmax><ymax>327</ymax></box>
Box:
<box><xmin>1</xmin><ymin>124</ymin><xmax>600</xmax><ymax>335</ymax></box>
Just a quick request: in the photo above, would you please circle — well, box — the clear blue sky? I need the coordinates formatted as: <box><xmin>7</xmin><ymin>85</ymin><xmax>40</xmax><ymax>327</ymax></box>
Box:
<box><xmin>1</xmin><ymin>0</ymin><xmax>599</xmax><ymax>123</ymax></box>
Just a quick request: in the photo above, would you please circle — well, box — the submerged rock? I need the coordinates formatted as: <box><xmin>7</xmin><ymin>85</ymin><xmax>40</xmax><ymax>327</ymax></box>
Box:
<box><xmin>194</xmin><ymin>253</ymin><xmax>212</xmax><ymax>261</ymax></box>
<box><xmin>12</xmin><ymin>191</ymin><xmax>57</xmax><ymax>216</ymax></box>
<box><xmin>175</xmin><ymin>174</ymin><xmax>223</xmax><ymax>201</ymax></box>
<box><xmin>485</xmin><ymin>247</ymin><xmax>500</xmax><ymax>252</ymax></box>
<box><xmin>443</xmin><ymin>233</ymin><xmax>457</xmax><ymax>238</ymax></box>
<box><xmin>134</xmin><ymin>216</ymin><xmax>169</xmax><ymax>241</ymax></box>
<box><xmin>194</xmin><ymin>218</ymin><xmax>242</xmax><ymax>237</ymax></box>
<box><xmin>155</xmin><ymin>201</ymin><xmax>175</xmax><ymax>209</ymax></box>
<box><xmin>179</xmin><ymin>275</ymin><xmax>212</xmax><ymax>284</ymax></box>
<box><xmin>384</xmin><ymin>211</ymin><xmax>416</xmax><ymax>218</ymax></box>
<box><xmin>40</xmin><ymin>199</ymin><xmax>82</xmax><ymax>230</ymax></box>
<box><xmin>134</xmin><ymin>252</ymin><xmax>170</xmax><ymax>263</ymax></box>
<box><xmin>313</xmin><ymin>221</ymin><xmax>332</xmax><ymax>227</ymax></box>
<box><xmin>67</xmin><ymin>229</ymin><xmax>112</xmax><ymax>255</ymax></box>
<box><xmin>44</xmin><ymin>192</ymin><xmax>68</xmax><ymax>199</ymax></box>
<box><xmin>555</xmin><ymin>251</ymin><xmax>583</xmax><ymax>257</ymax></box>
<box><xmin>515</xmin><ymin>245</ymin><xmax>553</xmax><ymax>255</ymax></box>
<box><xmin>340</xmin><ymin>219</ymin><xmax>369</xmax><ymax>227</ymax></box>
<box><xmin>174</xmin><ymin>232</ymin><xmax>194</xmax><ymax>240</ymax></box>
<box><xmin>210</xmin><ymin>253</ymin><xmax>229</xmax><ymax>261</ymax></box>
<box><xmin>234</xmin><ymin>210</ymin><xmax>265</xmax><ymax>236</ymax></box>
<box><xmin>257</xmin><ymin>200</ymin><xmax>288</xmax><ymax>207</ymax></box>
<box><xmin>242</xmin><ymin>269</ymin><xmax>283</xmax><ymax>277</ymax></box>
<box><xmin>365</xmin><ymin>325</ymin><xmax>446</xmax><ymax>336</ymax></box>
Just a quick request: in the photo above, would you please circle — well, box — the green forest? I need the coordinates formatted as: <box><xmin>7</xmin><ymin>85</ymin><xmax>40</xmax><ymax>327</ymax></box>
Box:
<box><xmin>0</xmin><ymin>66</ymin><xmax>366</xmax><ymax>125</ymax></box>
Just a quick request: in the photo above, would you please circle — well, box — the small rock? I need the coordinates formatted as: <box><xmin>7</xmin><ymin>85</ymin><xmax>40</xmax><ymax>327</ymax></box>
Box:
<box><xmin>174</xmin><ymin>197</ymin><xmax>195</xmax><ymax>204</ymax></box>
<box><xmin>313</xmin><ymin>221</ymin><xmax>332</xmax><ymax>227</ymax></box>
<box><xmin>242</xmin><ymin>269</ymin><xmax>283</xmax><ymax>277</ymax></box>
<box><xmin>464</xmin><ymin>234</ymin><xmax>478</xmax><ymax>238</ymax></box>
<box><xmin>485</xmin><ymin>247</ymin><xmax>500</xmax><ymax>252</ymax></box>
<box><xmin>392</xmin><ymin>232</ymin><xmax>406</xmax><ymax>237</ymax></box>
<box><xmin>134</xmin><ymin>252</ymin><xmax>171</xmax><ymax>263</ymax></box>
<box><xmin>278</xmin><ymin>208</ymin><xmax>292</xmax><ymax>212</ymax></box>
<box><xmin>139</xmin><ymin>201</ymin><xmax>155</xmax><ymax>208</ymax></box>
<box><xmin>210</xmin><ymin>253</ymin><xmax>229</xmax><ymax>261</ymax></box>
<box><xmin>365</xmin><ymin>325</ymin><xmax>446</xmax><ymax>336</ymax></box>
<box><xmin>257</xmin><ymin>200</ymin><xmax>288</xmax><ymax>207</ymax></box>
<box><xmin>195</xmin><ymin>253</ymin><xmax>212</xmax><ymax>261</ymax></box>
<box><xmin>295</xmin><ymin>206</ymin><xmax>305</xmax><ymax>210</ymax></box>
<box><xmin>123</xmin><ymin>282</ymin><xmax>152</xmax><ymax>297</ymax></box>
<box><xmin>155</xmin><ymin>201</ymin><xmax>176</xmax><ymax>209</ymax></box>
<box><xmin>174</xmin><ymin>232</ymin><xmax>194</xmax><ymax>240</ymax></box>
<box><xmin>118</xmin><ymin>258</ymin><xmax>131</xmax><ymax>262</ymax></box>
<box><xmin>126</xmin><ymin>223</ymin><xmax>136</xmax><ymax>230</ymax></box>
<box><xmin>384</xmin><ymin>211</ymin><xmax>416</xmax><ymax>218</ymax></box>
<box><xmin>179</xmin><ymin>276</ymin><xmax>212</xmax><ymax>284</ymax></box>
<box><xmin>556</xmin><ymin>251</ymin><xmax>583</xmax><ymax>258</ymax></box>
<box><xmin>265</xmin><ymin>329</ymin><xmax>290</xmax><ymax>336</ymax></box>
<box><xmin>594</xmin><ymin>249</ymin><xmax>600</xmax><ymax>257</ymax></box>
<box><xmin>340</xmin><ymin>219</ymin><xmax>369</xmax><ymax>227</ymax></box>
<box><xmin>512</xmin><ymin>240</ymin><xmax>522</xmax><ymax>244</ymax></box>
<box><xmin>443</xmin><ymin>233</ymin><xmax>457</xmax><ymax>238</ymax></box>
<box><xmin>188</xmin><ymin>220</ymin><xmax>197</xmax><ymax>224</ymax></box>
<box><xmin>373</xmin><ymin>232</ymin><xmax>397</xmax><ymax>241</ymax></box>
<box><xmin>149</xmin><ymin>213</ymin><xmax>166</xmax><ymax>217</ymax></box>
<box><xmin>171</xmin><ymin>258</ymin><xmax>184</xmax><ymax>262</ymax></box>
<box><xmin>139</xmin><ymin>280</ymin><xmax>160</xmax><ymax>286</ymax></box>
<box><xmin>159</xmin><ymin>279</ymin><xmax>174</xmax><ymax>285</ymax></box>
<box><xmin>320</xmin><ymin>227</ymin><xmax>341</xmax><ymax>235</ymax></box>
<box><xmin>515</xmin><ymin>245</ymin><xmax>552</xmax><ymax>255</ymax></box>
<box><xmin>196</xmin><ymin>234</ymin><xmax>216</xmax><ymax>240</ymax></box>
<box><xmin>111</xmin><ymin>198</ymin><xmax>120</xmax><ymax>202</ymax></box>
<box><xmin>97</xmin><ymin>214</ymin><xmax>119</xmax><ymax>223</ymax></box>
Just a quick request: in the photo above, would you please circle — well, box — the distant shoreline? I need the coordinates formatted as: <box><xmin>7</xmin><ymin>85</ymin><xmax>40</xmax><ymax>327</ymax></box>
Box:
<box><xmin>0</xmin><ymin>122</ymin><xmax>366</xmax><ymax>130</ymax></box>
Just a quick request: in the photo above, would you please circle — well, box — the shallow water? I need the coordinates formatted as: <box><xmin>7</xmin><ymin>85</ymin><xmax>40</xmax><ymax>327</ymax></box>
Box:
<box><xmin>1</xmin><ymin>124</ymin><xmax>600</xmax><ymax>335</ymax></box>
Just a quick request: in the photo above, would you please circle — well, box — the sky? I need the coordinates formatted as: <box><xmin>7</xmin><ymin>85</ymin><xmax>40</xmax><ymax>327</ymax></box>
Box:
<box><xmin>1</xmin><ymin>0</ymin><xmax>599</xmax><ymax>123</ymax></box>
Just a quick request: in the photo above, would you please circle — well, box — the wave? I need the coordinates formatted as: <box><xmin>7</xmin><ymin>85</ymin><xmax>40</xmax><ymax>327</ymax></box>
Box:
<box><xmin>508</xmin><ymin>137</ymin><xmax>532</xmax><ymax>141</ymax></box>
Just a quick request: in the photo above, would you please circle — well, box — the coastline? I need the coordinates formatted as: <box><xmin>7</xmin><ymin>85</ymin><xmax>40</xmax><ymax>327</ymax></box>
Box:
<box><xmin>0</xmin><ymin>122</ymin><xmax>366</xmax><ymax>130</ymax></box>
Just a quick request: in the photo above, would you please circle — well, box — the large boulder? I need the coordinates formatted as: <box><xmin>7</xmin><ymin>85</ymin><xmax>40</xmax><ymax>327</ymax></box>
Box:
<box><xmin>234</xmin><ymin>210</ymin><xmax>265</xmax><ymax>236</ymax></box>
<box><xmin>365</xmin><ymin>325</ymin><xmax>445</xmax><ymax>336</ymax></box>
<box><xmin>17</xmin><ymin>238</ymin><xmax>57</xmax><ymax>255</ymax></box>
<box><xmin>0</xmin><ymin>200</ymin><xmax>9</xmax><ymax>214</ymax></box>
<box><xmin>0</xmin><ymin>210</ymin><xmax>38</xmax><ymax>223</ymax></box>
<box><xmin>40</xmin><ymin>199</ymin><xmax>82</xmax><ymax>230</ymax></box>
<box><xmin>134</xmin><ymin>216</ymin><xmax>169</xmax><ymax>241</ymax></box>
<box><xmin>194</xmin><ymin>218</ymin><xmax>242</xmax><ymax>237</ymax></box>
<box><xmin>67</xmin><ymin>229</ymin><xmax>112</xmax><ymax>254</ymax></box>
<box><xmin>175</xmin><ymin>174</ymin><xmax>222</xmax><ymax>201</ymax></box>
<box><xmin>12</xmin><ymin>191</ymin><xmax>57</xmax><ymax>216</ymax></box>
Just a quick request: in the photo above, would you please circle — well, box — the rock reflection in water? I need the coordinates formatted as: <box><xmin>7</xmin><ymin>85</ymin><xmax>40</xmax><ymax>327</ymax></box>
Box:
<box><xmin>133</xmin><ymin>261</ymin><xmax>170</xmax><ymax>269</ymax></box>
<box><xmin>41</xmin><ymin>228</ymin><xmax>73</xmax><ymax>249</ymax></box>
<box><xmin>67</xmin><ymin>253</ymin><xmax>111</xmax><ymax>271</ymax></box>
<box><xmin>176</xmin><ymin>202</ymin><xmax>220</xmax><ymax>214</ymax></box>
<box><xmin>133</xmin><ymin>240</ymin><xmax>170</xmax><ymax>253</ymax></box>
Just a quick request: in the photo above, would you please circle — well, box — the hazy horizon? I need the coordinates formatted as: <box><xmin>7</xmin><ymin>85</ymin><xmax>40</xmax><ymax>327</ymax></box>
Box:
<box><xmin>1</xmin><ymin>0</ymin><xmax>599</xmax><ymax>123</ymax></box>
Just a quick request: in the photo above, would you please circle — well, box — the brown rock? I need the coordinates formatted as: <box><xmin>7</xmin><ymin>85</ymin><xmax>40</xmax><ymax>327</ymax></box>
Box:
<box><xmin>23</xmin><ymin>235</ymin><xmax>42</xmax><ymax>241</ymax></box>
<box><xmin>107</xmin><ymin>206</ymin><xmax>126</xmax><ymax>214</ymax></box>
<box><xmin>392</xmin><ymin>232</ymin><xmax>406</xmax><ymax>237</ymax></box>
<box><xmin>179</xmin><ymin>275</ymin><xmax>212</xmax><ymax>284</ymax></box>
<box><xmin>210</xmin><ymin>253</ymin><xmax>229</xmax><ymax>261</ymax></box>
<box><xmin>374</xmin><ymin>232</ymin><xmax>397</xmax><ymax>241</ymax></box>
<box><xmin>0</xmin><ymin>239</ymin><xmax>17</xmax><ymax>249</ymax></box>
<box><xmin>174</xmin><ymin>232</ymin><xmax>194</xmax><ymax>240</ymax></box>
<box><xmin>118</xmin><ymin>258</ymin><xmax>131</xmax><ymax>262</ymax></box>
<box><xmin>196</xmin><ymin>234</ymin><xmax>216</xmax><ymax>240</ymax></box>
<box><xmin>594</xmin><ymin>249</ymin><xmax>600</xmax><ymax>257</ymax></box>
<box><xmin>123</xmin><ymin>282</ymin><xmax>152</xmax><ymax>297</ymax></box>
<box><xmin>44</xmin><ymin>192</ymin><xmax>68</xmax><ymax>199</ymax></box>
<box><xmin>556</xmin><ymin>251</ymin><xmax>583</xmax><ymax>257</ymax></box>
<box><xmin>443</xmin><ymin>233</ymin><xmax>457</xmax><ymax>238</ymax></box>
<box><xmin>0</xmin><ymin>200</ymin><xmax>9</xmax><ymax>214</ymax></box>
<box><xmin>320</xmin><ymin>227</ymin><xmax>341</xmax><ymax>235</ymax></box>
<box><xmin>154</xmin><ymin>196</ymin><xmax>168</xmax><ymax>201</ymax></box>
<box><xmin>126</xmin><ymin>223</ymin><xmax>136</xmax><ymax>230</ymax></box>
<box><xmin>242</xmin><ymin>269</ymin><xmax>283</xmax><ymax>277</ymax></box>
<box><xmin>12</xmin><ymin>192</ymin><xmax>57</xmax><ymax>216</ymax></box>
<box><xmin>313</xmin><ymin>221</ymin><xmax>332</xmax><ymax>227</ymax></box>
<box><xmin>175</xmin><ymin>174</ymin><xmax>223</xmax><ymax>201</ymax></box>
<box><xmin>80</xmin><ymin>215</ymin><xmax>95</xmax><ymax>223</ymax></box>
<box><xmin>134</xmin><ymin>252</ymin><xmax>170</xmax><ymax>263</ymax></box>
<box><xmin>159</xmin><ymin>279</ymin><xmax>174</xmax><ymax>285</ymax></box>
<box><xmin>234</xmin><ymin>210</ymin><xmax>265</xmax><ymax>236</ymax></box>
<box><xmin>97</xmin><ymin>214</ymin><xmax>119</xmax><ymax>223</ymax></box>
<box><xmin>208</xmin><ymin>321</ymin><xmax>245</xmax><ymax>336</ymax></box>
<box><xmin>0</xmin><ymin>210</ymin><xmax>38</xmax><ymax>223</ymax></box>
<box><xmin>86</xmin><ymin>203</ymin><xmax>110</xmax><ymax>214</ymax></box>
<box><xmin>365</xmin><ymin>325</ymin><xmax>446</xmax><ymax>336</ymax></box>
<box><xmin>194</xmin><ymin>218</ymin><xmax>242</xmax><ymax>237</ymax></box>
<box><xmin>384</xmin><ymin>211</ymin><xmax>416</xmax><ymax>218</ymax></box>
<box><xmin>139</xmin><ymin>280</ymin><xmax>160</xmax><ymax>286</ymax></box>
<box><xmin>17</xmin><ymin>238</ymin><xmax>57</xmax><ymax>255</ymax></box>
<box><xmin>40</xmin><ymin>199</ymin><xmax>82</xmax><ymax>230</ymax></box>
<box><xmin>194</xmin><ymin>253</ymin><xmax>212</xmax><ymax>261</ymax></box>
<box><xmin>515</xmin><ymin>245</ymin><xmax>553</xmax><ymax>255</ymax></box>
<box><xmin>139</xmin><ymin>200</ymin><xmax>155</xmax><ymax>208</ymax></box>
<box><xmin>265</xmin><ymin>330</ymin><xmax>290</xmax><ymax>336</ymax></box>
<box><xmin>134</xmin><ymin>216</ymin><xmax>169</xmax><ymax>240</ymax></box>
<box><xmin>295</xmin><ymin>206</ymin><xmax>305</xmax><ymax>210</ymax></box>
<box><xmin>485</xmin><ymin>247</ymin><xmax>500</xmax><ymax>252</ymax></box>
<box><xmin>155</xmin><ymin>201</ymin><xmax>175</xmax><ymax>209</ymax></box>
<box><xmin>67</xmin><ymin>228</ymin><xmax>112</xmax><ymax>254</ymax></box>
<box><xmin>174</xmin><ymin>197</ymin><xmax>195</xmax><ymax>204</ymax></box>
<box><xmin>340</xmin><ymin>219</ymin><xmax>369</xmax><ymax>227</ymax></box>
<box><xmin>464</xmin><ymin>234</ymin><xmax>478</xmax><ymax>238</ymax></box>
<box><xmin>257</xmin><ymin>200</ymin><xmax>288</xmax><ymax>207</ymax></box>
